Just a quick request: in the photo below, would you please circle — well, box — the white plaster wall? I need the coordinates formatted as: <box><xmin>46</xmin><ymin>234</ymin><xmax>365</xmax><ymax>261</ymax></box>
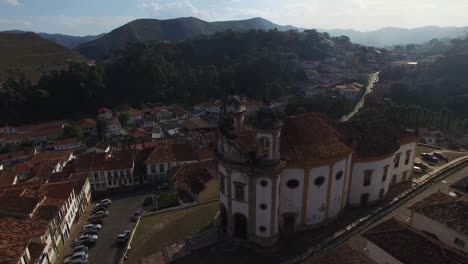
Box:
<box><xmin>218</xmin><ymin>164</ymin><xmax>228</xmax><ymax>208</ymax></box>
<box><xmin>341</xmin><ymin>154</ymin><xmax>353</xmax><ymax>208</ymax></box>
<box><xmin>305</xmin><ymin>165</ymin><xmax>329</xmax><ymax>225</ymax></box>
<box><xmin>349</xmin><ymin>156</ymin><xmax>393</xmax><ymax>207</ymax></box>
<box><xmin>328</xmin><ymin>158</ymin><xmax>347</xmax><ymax>218</ymax></box>
<box><xmin>255</xmin><ymin>177</ymin><xmax>273</xmax><ymax>237</ymax></box>
<box><xmin>279</xmin><ymin>168</ymin><xmax>304</xmax><ymax>226</ymax></box>
<box><xmin>366</xmin><ymin>240</ymin><xmax>403</xmax><ymax>264</ymax></box>
<box><xmin>230</xmin><ymin>170</ymin><xmax>249</xmax><ymax>217</ymax></box>
<box><xmin>391</xmin><ymin>142</ymin><xmax>416</xmax><ymax>184</ymax></box>
<box><xmin>411</xmin><ymin>212</ymin><xmax>468</xmax><ymax>253</ymax></box>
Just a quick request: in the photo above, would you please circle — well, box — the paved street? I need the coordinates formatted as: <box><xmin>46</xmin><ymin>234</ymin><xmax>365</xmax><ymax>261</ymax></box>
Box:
<box><xmin>86</xmin><ymin>189</ymin><xmax>154</xmax><ymax>264</ymax></box>
<box><xmin>341</xmin><ymin>72</ymin><xmax>379</xmax><ymax>121</ymax></box>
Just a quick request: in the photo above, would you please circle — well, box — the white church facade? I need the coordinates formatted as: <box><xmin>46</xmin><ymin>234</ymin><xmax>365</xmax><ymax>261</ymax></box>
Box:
<box><xmin>216</xmin><ymin>96</ymin><xmax>417</xmax><ymax>247</ymax></box>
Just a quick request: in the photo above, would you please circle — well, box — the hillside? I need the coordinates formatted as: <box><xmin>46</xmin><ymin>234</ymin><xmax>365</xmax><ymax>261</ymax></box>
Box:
<box><xmin>38</xmin><ymin>33</ymin><xmax>105</xmax><ymax>48</ymax></box>
<box><xmin>75</xmin><ymin>17</ymin><xmax>299</xmax><ymax>58</ymax></box>
<box><xmin>322</xmin><ymin>26</ymin><xmax>468</xmax><ymax>47</ymax></box>
<box><xmin>0</xmin><ymin>32</ymin><xmax>85</xmax><ymax>81</ymax></box>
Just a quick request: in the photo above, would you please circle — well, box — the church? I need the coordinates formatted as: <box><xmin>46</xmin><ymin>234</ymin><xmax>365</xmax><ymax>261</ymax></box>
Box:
<box><xmin>216</xmin><ymin>96</ymin><xmax>417</xmax><ymax>247</ymax></box>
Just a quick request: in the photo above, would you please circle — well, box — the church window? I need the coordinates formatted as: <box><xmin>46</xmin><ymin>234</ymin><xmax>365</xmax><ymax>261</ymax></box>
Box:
<box><xmin>286</xmin><ymin>179</ymin><xmax>300</xmax><ymax>189</ymax></box>
<box><xmin>259</xmin><ymin>226</ymin><xmax>267</xmax><ymax>233</ymax></box>
<box><xmin>405</xmin><ymin>150</ymin><xmax>411</xmax><ymax>165</ymax></box>
<box><xmin>314</xmin><ymin>176</ymin><xmax>325</xmax><ymax>186</ymax></box>
<box><xmin>335</xmin><ymin>171</ymin><xmax>343</xmax><ymax>181</ymax></box>
<box><xmin>382</xmin><ymin>166</ymin><xmax>389</xmax><ymax>182</ymax></box>
<box><xmin>260</xmin><ymin>180</ymin><xmax>268</xmax><ymax>187</ymax></box>
<box><xmin>363</xmin><ymin>170</ymin><xmax>372</xmax><ymax>186</ymax></box>
<box><xmin>260</xmin><ymin>203</ymin><xmax>267</xmax><ymax>210</ymax></box>
<box><xmin>220</xmin><ymin>174</ymin><xmax>226</xmax><ymax>194</ymax></box>
<box><xmin>258</xmin><ymin>137</ymin><xmax>270</xmax><ymax>158</ymax></box>
<box><xmin>234</xmin><ymin>182</ymin><xmax>245</xmax><ymax>201</ymax></box>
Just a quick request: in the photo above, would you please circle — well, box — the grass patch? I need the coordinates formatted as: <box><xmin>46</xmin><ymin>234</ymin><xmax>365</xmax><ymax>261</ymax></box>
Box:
<box><xmin>127</xmin><ymin>202</ymin><xmax>218</xmax><ymax>263</ymax></box>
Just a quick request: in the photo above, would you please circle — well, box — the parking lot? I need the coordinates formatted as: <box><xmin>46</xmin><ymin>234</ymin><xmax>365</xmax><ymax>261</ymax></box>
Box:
<box><xmin>60</xmin><ymin>188</ymin><xmax>154</xmax><ymax>264</ymax></box>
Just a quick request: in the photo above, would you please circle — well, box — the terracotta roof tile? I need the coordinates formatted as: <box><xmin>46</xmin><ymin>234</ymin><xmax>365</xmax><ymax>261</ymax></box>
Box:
<box><xmin>145</xmin><ymin>140</ymin><xmax>174</xmax><ymax>164</ymax></box>
<box><xmin>52</xmin><ymin>137</ymin><xmax>80</xmax><ymax>146</ymax></box>
<box><xmin>281</xmin><ymin>113</ymin><xmax>352</xmax><ymax>162</ymax></box>
<box><xmin>172</xmin><ymin>142</ymin><xmax>198</xmax><ymax>162</ymax></box>
<box><xmin>78</xmin><ymin>118</ymin><xmax>96</xmax><ymax>129</ymax></box>
<box><xmin>302</xmin><ymin>243</ymin><xmax>372</xmax><ymax>264</ymax></box>
<box><xmin>409</xmin><ymin>192</ymin><xmax>468</xmax><ymax>235</ymax></box>
<box><xmin>362</xmin><ymin>218</ymin><xmax>468</xmax><ymax>264</ymax></box>
<box><xmin>0</xmin><ymin>172</ymin><xmax>17</xmax><ymax>187</ymax></box>
<box><xmin>38</xmin><ymin>180</ymin><xmax>76</xmax><ymax>199</ymax></box>
<box><xmin>450</xmin><ymin>175</ymin><xmax>468</xmax><ymax>194</ymax></box>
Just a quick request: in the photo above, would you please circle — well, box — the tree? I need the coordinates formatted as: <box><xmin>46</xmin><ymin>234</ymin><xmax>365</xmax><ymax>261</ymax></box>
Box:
<box><xmin>119</xmin><ymin>112</ymin><xmax>132</xmax><ymax>127</ymax></box>
<box><xmin>63</xmin><ymin>125</ymin><xmax>83</xmax><ymax>139</ymax></box>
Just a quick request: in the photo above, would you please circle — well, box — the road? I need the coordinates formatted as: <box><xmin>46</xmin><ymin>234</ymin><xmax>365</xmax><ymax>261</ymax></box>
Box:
<box><xmin>341</xmin><ymin>72</ymin><xmax>379</xmax><ymax>121</ymax></box>
<box><xmin>86</xmin><ymin>190</ymin><xmax>153</xmax><ymax>264</ymax></box>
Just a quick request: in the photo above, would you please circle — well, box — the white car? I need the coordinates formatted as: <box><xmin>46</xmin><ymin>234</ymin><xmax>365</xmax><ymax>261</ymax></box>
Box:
<box><xmin>72</xmin><ymin>245</ymin><xmax>88</xmax><ymax>254</ymax></box>
<box><xmin>83</xmin><ymin>224</ymin><xmax>101</xmax><ymax>230</ymax></box>
<box><xmin>117</xmin><ymin>230</ymin><xmax>131</xmax><ymax>243</ymax></box>
<box><xmin>413</xmin><ymin>166</ymin><xmax>423</xmax><ymax>173</ymax></box>
<box><xmin>96</xmin><ymin>198</ymin><xmax>111</xmax><ymax>206</ymax></box>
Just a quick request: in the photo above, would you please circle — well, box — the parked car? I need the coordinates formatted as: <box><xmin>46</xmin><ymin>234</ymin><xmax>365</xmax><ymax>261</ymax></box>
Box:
<box><xmin>117</xmin><ymin>230</ymin><xmax>131</xmax><ymax>244</ymax></box>
<box><xmin>89</xmin><ymin>211</ymin><xmax>109</xmax><ymax>220</ymax></box>
<box><xmin>68</xmin><ymin>259</ymin><xmax>87</xmax><ymax>264</ymax></box>
<box><xmin>75</xmin><ymin>239</ymin><xmax>95</xmax><ymax>248</ymax></box>
<box><xmin>96</xmin><ymin>198</ymin><xmax>111</xmax><ymax>207</ymax></box>
<box><xmin>83</xmin><ymin>224</ymin><xmax>101</xmax><ymax>230</ymax></box>
<box><xmin>81</xmin><ymin>230</ymin><xmax>99</xmax><ymax>237</ymax></box>
<box><xmin>92</xmin><ymin>205</ymin><xmax>108</xmax><ymax>213</ymax></box>
<box><xmin>413</xmin><ymin>166</ymin><xmax>423</xmax><ymax>174</ymax></box>
<box><xmin>130</xmin><ymin>210</ymin><xmax>141</xmax><ymax>222</ymax></box>
<box><xmin>74</xmin><ymin>234</ymin><xmax>98</xmax><ymax>244</ymax></box>
<box><xmin>88</xmin><ymin>219</ymin><xmax>103</xmax><ymax>225</ymax></box>
<box><xmin>421</xmin><ymin>153</ymin><xmax>438</xmax><ymax>163</ymax></box>
<box><xmin>414</xmin><ymin>161</ymin><xmax>424</xmax><ymax>168</ymax></box>
<box><xmin>64</xmin><ymin>252</ymin><xmax>87</xmax><ymax>264</ymax></box>
<box><xmin>433</xmin><ymin>152</ymin><xmax>448</xmax><ymax>162</ymax></box>
<box><xmin>72</xmin><ymin>245</ymin><xmax>88</xmax><ymax>254</ymax></box>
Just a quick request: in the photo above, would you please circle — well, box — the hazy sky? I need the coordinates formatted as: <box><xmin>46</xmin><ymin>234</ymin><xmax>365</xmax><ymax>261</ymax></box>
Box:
<box><xmin>1</xmin><ymin>0</ymin><xmax>468</xmax><ymax>35</ymax></box>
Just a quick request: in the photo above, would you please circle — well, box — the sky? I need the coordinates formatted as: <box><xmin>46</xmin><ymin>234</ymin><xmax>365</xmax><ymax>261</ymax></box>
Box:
<box><xmin>1</xmin><ymin>0</ymin><xmax>468</xmax><ymax>36</ymax></box>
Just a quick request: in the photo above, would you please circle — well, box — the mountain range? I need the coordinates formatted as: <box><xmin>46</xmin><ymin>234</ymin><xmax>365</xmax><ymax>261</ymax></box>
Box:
<box><xmin>322</xmin><ymin>26</ymin><xmax>468</xmax><ymax>47</ymax></box>
<box><xmin>74</xmin><ymin>17</ymin><xmax>298</xmax><ymax>58</ymax></box>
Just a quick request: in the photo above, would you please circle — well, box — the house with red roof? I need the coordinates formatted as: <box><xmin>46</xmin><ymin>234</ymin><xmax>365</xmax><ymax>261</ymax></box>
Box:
<box><xmin>98</xmin><ymin>107</ymin><xmax>113</xmax><ymax>120</ymax></box>
<box><xmin>72</xmin><ymin>150</ymin><xmax>136</xmax><ymax>192</ymax></box>
<box><xmin>77</xmin><ymin>118</ymin><xmax>97</xmax><ymax>136</ymax></box>
<box><xmin>152</xmin><ymin>107</ymin><xmax>173</xmax><ymax>123</ymax></box>
<box><xmin>52</xmin><ymin>137</ymin><xmax>82</xmax><ymax>151</ymax></box>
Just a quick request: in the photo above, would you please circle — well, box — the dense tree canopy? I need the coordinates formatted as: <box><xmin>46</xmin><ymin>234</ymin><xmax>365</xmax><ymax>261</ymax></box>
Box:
<box><xmin>0</xmin><ymin>29</ymin><xmax>363</xmax><ymax>125</ymax></box>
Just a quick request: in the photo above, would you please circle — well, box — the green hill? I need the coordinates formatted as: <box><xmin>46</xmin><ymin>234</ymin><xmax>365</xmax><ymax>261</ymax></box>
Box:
<box><xmin>0</xmin><ymin>32</ymin><xmax>85</xmax><ymax>81</ymax></box>
<box><xmin>75</xmin><ymin>17</ymin><xmax>299</xmax><ymax>58</ymax></box>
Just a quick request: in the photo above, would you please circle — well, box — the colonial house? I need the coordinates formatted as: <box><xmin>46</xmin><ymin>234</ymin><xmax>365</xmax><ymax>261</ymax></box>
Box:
<box><xmin>418</xmin><ymin>128</ymin><xmax>444</xmax><ymax>145</ymax></box>
<box><xmin>73</xmin><ymin>151</ymin><xmax>137</xmax><ymax>192</ymax></box>
<box><xmin>409</xmin><ymin>192</ymin><xmax>468</xmax><ymax>253</ymax></box>
<box><xmin>0</xmin><ymin>177</ymin><xmax>91</xmax><ymax>264</ymax></box>
<box><xmin>145</xmin><ymin>140</ymin><xmax>198</xmax><ymax>183</ymax></box>
<box><xmin>450</xmin><ymin>175</ymin><xmax>468</xmax><ymax>199</ymax></box>
<box><xmin>77</xmin><ymin>118</ymin><xmax>97</xmax><ymax>136</ymax></box>
<box><xmin>194</xmin><ymin>101</ymin><xmax>221</xmax><ymax>117</ymax></box>
<box><xmin>0</xmin><ymin>171</ymin><xmax>18</xmax><ymax>187</ymax></box>
<box><xmin>0</xmin><ymin>149</ymin><xmax>37</xmax><ymax>167</ymax></box>
<box><xmin>216</xmin><ymin>96</ymin><xmax>417</xmax><ymax>247</ymax></box>
<box><xmin>360</xmin><ymin>218</ymin><xmax>467</xmax><ymax>264</ymax></box>
<box><xmin>152</xmin><ymin>107</ymin><xmax>173</xmax><ymax>123</ymax></box>
<box><xmin>140</xmin><ymin>116</ymin><xmax>157</xmax><ymax>129</ymax></box>
<box><xmin>172</xmin><ymin>107</ymin><xmax>193</xmax><ymax>121</ymax></box>
<box><xmin>0</xmin><ymin>121</ymin><xmax>64</xmax><ymax>148</ymax></box>
<box><xmin>52</xmin><ymin>138</ymin><xmax>82</xmax><ymax>151</ymax></box>
<box><xmin>152</xmin><ymin>125</ymin><xmax>164</xmax><ymax>140</ymax></box>
<box><xmin>87</xmin><ymin>142</ymin><xmax>111</xmax><ymax>153</ymax></box>
<box><xmin>105</xmin><ymin>119</ymin><xmax>123</xmax><ymax>137</ymax></box>
<box><xmin>169</xmin><ymin>160</ymin><xmax>218</xmax><ymax>201</ymax></box>
<box><xmin>126</xmin><ymin>109</ymin><xmax>144</xmax><ymax>124</ymax></box>
<box><xmin>337</xmin><ymin>83</ymin><xmax>363</xmax><ymax>101</ymax></box>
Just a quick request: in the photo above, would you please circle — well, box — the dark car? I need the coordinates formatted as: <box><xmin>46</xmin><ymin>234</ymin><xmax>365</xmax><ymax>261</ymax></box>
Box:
<box><xmin>421</xmin><ymin>153</ymin><xmax>438</xmax><ymax>163</ymax></box>
<box><xmin>117</xmin><ymin>230</ymin><xmax>131</xmax><ymax>244</ymax></box>
<box><xmin>76</xmin><ymin>239</ymin><xmax>96</xmax><ymax>248</ymax></box>
<box><xmin>88</xmin><ymin>219</ymin><xmax>103</xmax><ymax>225</ymax></box>
<box><xmin>433</xmin><ymin>152</ymin><xmax>448</xmax><ymax>162</ymax></box>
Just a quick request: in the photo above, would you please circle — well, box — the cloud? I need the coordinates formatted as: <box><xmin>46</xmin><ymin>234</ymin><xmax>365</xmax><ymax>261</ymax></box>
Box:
<box><xmin>0</xmin><ymin>0</ymin><xmax>22</xmax><ymax>6</ymax></box>
<box><xmin>139</xmin><ymin>1</ymin><xmax>213</xmax><ymax>20</ymax></box>
<box><xmin>0</xmin><ymin>18</ymin><xmax>31</xmax><ymax>28</ymax></box>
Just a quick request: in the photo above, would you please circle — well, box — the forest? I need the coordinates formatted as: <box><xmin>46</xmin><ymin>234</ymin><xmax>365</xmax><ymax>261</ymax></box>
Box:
<box><xmin>0</xmin><ymin>29</ymin><xmax>355</xmax><ymax>125</ymax></box>
<box><xmin>380</xmin><ymin>38</ymin><xmax>468</xmax><ymax>132</ymax></box>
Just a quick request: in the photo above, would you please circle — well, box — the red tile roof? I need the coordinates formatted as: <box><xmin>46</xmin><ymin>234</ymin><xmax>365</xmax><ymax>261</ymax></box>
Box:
<box><xmin>145</xmin><ymin>140</ymin><xmax>174</xmax><ymax>164</ymax></box>
<box><xmin>170</xmin><ymin>160</ymin><xmax>217</xmax><ymax>194</ymax></box>
<box><xmin>362</xmin><ymin>218</ymin><xmax>467</xmax><ymax>264</ymax></box>
<box><xmin>25</xmin><ymin>150</ymin><xmax>72</xmax><ymax>167</ymax></box>
<box><xmin>281</xmin><ymin>113</ymin><xmax>352</xmax><ymax>162</ymax></box>
<box><xmin>0</xmin><ymin>217</ymin><xmax>49</xmax><ymax>264</ymax></box>
<box><xmin>183</xmin><ymin>118</ymin><xmax>212</xmax><ymax>130</ymax></box>
<box><xmin>39</xmin><ymin>180</ymin><xmax>76</xmax><ymax>199</ymax></box>
<box><xmin>73</xmin><ymin>151</ymin><xmax>134</xmax><ymax>172</ymax></box>
<box><xmin>14</xmin><ymin>162</ymin><xmax>31</xmax><ymax>173</ymax></box>
<box><xmin>78</xmin><ymin>118</ymin><xmax>97</xmax><ymax>129</ymax></box>
<box><xmin>409</xmin><ymin>192</ymin><xmax>468</xmax><ymax>235</ymax></box>
<box><xmin>0</xmin><ymin>172</ymin><xmax>17</xmax><ymax>187</ymax></box>
<box><xmin>302</xmin><ymin>243</ymin><xmax>371</xmax><ymax>264</ymax></box>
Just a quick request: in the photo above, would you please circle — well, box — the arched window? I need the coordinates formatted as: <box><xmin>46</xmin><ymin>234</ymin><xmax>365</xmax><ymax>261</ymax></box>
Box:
<box><xmin>314</xmin><ymin>176</ymin><xmax>325</xmax><ymax>186</ymax></box>
<box><xmin>258</xmin><ymin>137</ymin><xmax>270</xmax><ymax>158</ymax></box>
<box><xmin>335</xmin><ymin>171</ymin><xmax>343</xmax><ymax>181</ymax></box>
<box><xmin>286</xmin><ymin>179</ymin><xmax>300</xmax><ymax>189</ymax></box>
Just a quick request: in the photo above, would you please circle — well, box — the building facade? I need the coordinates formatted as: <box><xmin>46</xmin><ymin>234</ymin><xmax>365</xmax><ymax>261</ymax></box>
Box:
<box><xmin>217</xmin><ymin>96</ymin><xmax>418</xmax><ymax>247</ymax></box>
